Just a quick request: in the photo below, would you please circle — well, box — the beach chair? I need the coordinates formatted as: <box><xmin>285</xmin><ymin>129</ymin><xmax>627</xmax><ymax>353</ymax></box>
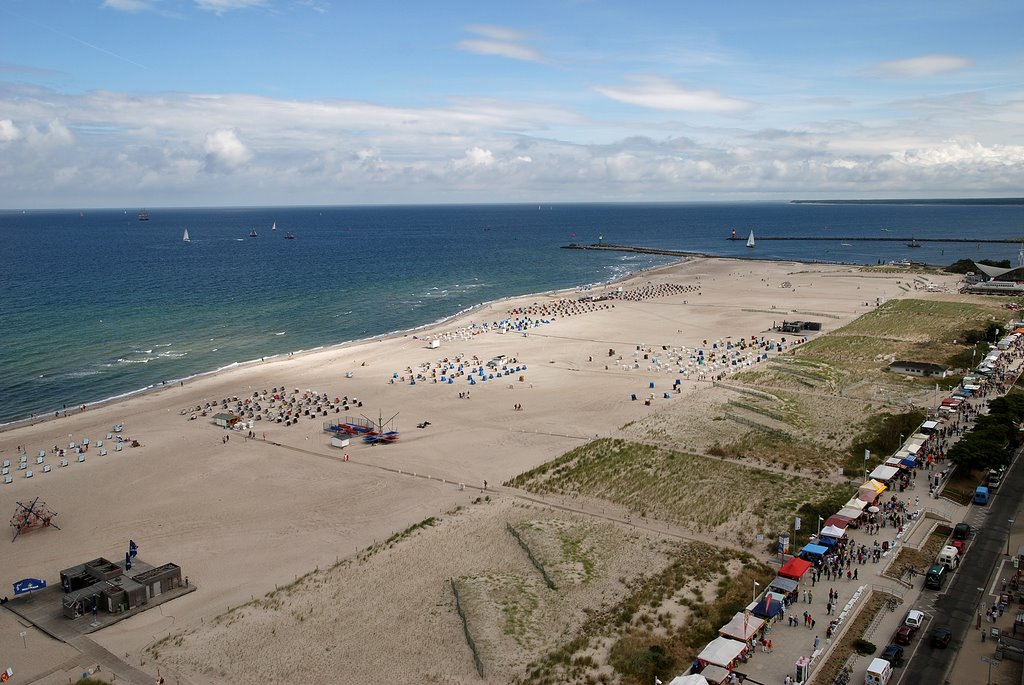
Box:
<box><xmin>99</xmin><ymin>449</ymin><xmax>108</xmax><ymax>456</ymax></box>
<box><xmin>42</xmin><ymin>464</ymin><xmax>51</xmax><ymax>473</ymax></box>
<box><xmin>25</xmin><ymin>470</ymin><xmax>32</xmax><ymax>478</ymax></box>
<box><xmin>36</xmin><ymin>455</ymin><xmax>44</xmax><ymax>464</ymax></box>
<box><xmin>96</xmin><ymin>439</ymin><xmax>103</xmax><ymax>447</ymax></box>
<box><xmin>20</xmin><ymin>454</ymin><xmax>27</xmax><ymax>463</ymax></box>
<box><xmin>107</xmin><ymin>433</ymin><xmax>113</xmax><ymax>440</ymax></box>
<box><xmin>115</xmin><ymin>444</ymin><xmax>122</xmax><ymax>451</ymax></box>
<box><xmin>3</xmin><ymin>476</ymin><xmax>11</xmax><ymax>485</ymax></box>
<box><xmin>59</xmin><ymin>459</ymin><xmax>69</xmax><ymax>467</ymax></box>
<box><xmin>2</xmin><ymin>459</ymin><xmax>8</xmax><ymax>468</ymax></box>
<box><xmin>18</xmin><ymin>461</ymin><xmax>26</xmax><ymax>470</ymax></box>
<box><xmin>78</xmin><ymin>454</ymin><xmax>85</xmax><ymax>463</ymax></box>
<box><xmin>69</xmin><ymin>441</ymin><xmax>76</xmax><ymax>449</ymax></box>
<box><xmin>82</xmin><ymin>438</ymin><xmax>89</xmax><ymax>446</ymax></box>
<box><xmin>1</xmin><ymin>467</ymin><xmax>7</xmax><ymax>476</ymax></box>
<box><xmin>38</xmin><ymin>450</ymin><xmax>45</xmax><ymax>458</ymax></box>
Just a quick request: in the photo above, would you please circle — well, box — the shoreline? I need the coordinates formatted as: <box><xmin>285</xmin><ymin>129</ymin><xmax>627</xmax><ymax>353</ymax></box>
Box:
<box><xmin>0</xmin><ymin>256</ymin><xmax>691</xmax><ymax>433</ymax></box>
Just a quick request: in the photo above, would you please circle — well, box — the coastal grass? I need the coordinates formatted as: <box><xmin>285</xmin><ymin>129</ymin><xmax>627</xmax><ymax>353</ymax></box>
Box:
<box><xmin>516</xmin><ymin>542</ymin><xmax>775</xmax><ymax>685</ymax></box>
<box><xmin>505</xmin><ymin>438</ymin><xmax>849</xmax><ymax>543</ymax></box>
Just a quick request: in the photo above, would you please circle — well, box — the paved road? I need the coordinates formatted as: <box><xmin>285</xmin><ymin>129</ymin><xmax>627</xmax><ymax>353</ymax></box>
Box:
<box><xmin>904</xmin><ymin>444</ymin><xmax>1023</xmax><ymax>683</ymax></box>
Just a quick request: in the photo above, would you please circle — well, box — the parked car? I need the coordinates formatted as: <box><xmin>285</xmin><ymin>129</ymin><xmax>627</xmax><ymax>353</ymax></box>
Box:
<box><xmin>894</xmin><ymin>625</ymin><xmax>915</xmax><ymax>645</ymax></box>
<box><xmin>904</xmin><ymin>609</ymin><xmax>925</xmax><ymax>631</ymax></box>
<box><xmin>930</xmin><ymin>626</ymin><xmax>952</xmax><ymax>648</ymax></box>
<box><xmin>953</xmin><ymin>522</ymin><xmax>972</xmax><ymax>540</ymax></box>
<box><xmin>950</xmin><ymin>538</ymin><xmax>966</xmax><ymax>554</ymax></box>
<box><xmin>880</xmin><ymin>643</ymin><xmax>905</xmax><ymax>666</ymax></box>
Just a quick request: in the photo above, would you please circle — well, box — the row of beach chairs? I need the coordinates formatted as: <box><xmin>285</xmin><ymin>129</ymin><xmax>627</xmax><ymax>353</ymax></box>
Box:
<box><xmin>2</xmin><ymin>437</ymin><xmax>122</xmax><ymax>484</ymax></box>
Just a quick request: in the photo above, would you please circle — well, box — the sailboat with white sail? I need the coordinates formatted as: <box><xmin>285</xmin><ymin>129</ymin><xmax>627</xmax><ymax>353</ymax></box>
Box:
<box><xmin>746</xmin><ymin>230</ymin><xmax>755</xmax><ymax>248</ymax></box>
<box><xmin>183</xmin><ymin>229</ymin><xmax>191</xmax><ymax>243</ymax></box>
<box><xmin>272</xmin><ymin>222</ymin><xmax>277</xmax><ymax>231</ymax></box>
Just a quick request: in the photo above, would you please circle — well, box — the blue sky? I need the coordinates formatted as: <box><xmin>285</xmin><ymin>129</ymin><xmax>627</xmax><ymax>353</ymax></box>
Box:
<box><xmin>1</xmin><ymin>0</ymin><xmax>1022</xmax><ymax>208</ymax></box>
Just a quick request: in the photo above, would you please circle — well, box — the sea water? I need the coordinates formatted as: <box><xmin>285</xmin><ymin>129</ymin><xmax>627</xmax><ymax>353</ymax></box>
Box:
<box><xmin>2</xmin><ymin>202</ymin><xmax>1022</xmax><ymax>424</ymax></box>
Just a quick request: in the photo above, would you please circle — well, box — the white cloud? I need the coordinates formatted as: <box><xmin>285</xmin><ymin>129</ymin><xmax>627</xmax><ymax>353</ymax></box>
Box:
<box><xmin>457</xmin><ymin>25</ymin><xmax>542</xmax><ymax>63</ymax></box>
<box><xmin>595</xmin><ymin>75</ymin><xmax>754</xmax><ymax>114</ymax></box>
<box><xmin>203</xmin><ymin>129</ymin><xmax>252</xmax><ymax>172</ymax></box>
<box><xmin>0</xmin><ymin>82</ymin><xmax>1022</xmax><ymax>207</ymax></box>
<box><xmin>194</xmin><ymin>0</ymin><xmax>267</xmax><ymax>13</ymax></box>
<box><xmin>869</xmin><ymin>54</ymin><xmax>973</xmax><ymax>78</ymax></box>
<box><xmin>0</xmin><ymin>119</ymin><xmax>21</xmax><ymax>142</ymax></box>
<box><xmin>101</xmin><ymin>0</ymin><xmax>154</xmax><ymax>12</ymax></box>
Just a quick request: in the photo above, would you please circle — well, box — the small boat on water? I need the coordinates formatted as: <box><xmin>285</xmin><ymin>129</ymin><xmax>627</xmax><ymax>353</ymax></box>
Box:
<box><xmin>183</xmin><ymin>229</ymin><xmax>191</xmax><ymax>243</ymax></box>
<box><xmin>841</xmin><ymin>242</ymin><xmax>852</xmax><ymax>247</ymax></box>
<box><xmin>284</xmin><ymin>232</ymin><xmax>295</xmax><ymax>240</ymax></box>
<box><xmin>272</xmin><ymin>222</ymin><xmax>277</xmax><ymax>231</ymax></box>
<box><xmin>138</xmin><ymin>210</ymin><xmax>150</xmax><ymax>221</ymax></box>
<box><xmin>249</xmin><ymin>228</ymin><xmax>258</xmax><ymax>238</ymax></box>
<box><xmin>746</xmin><ymin>230</ymin><xmax>755</xmax><ymax>248</ymax></box>
<box><xmin>907</xmin><ymin>239</ymin><xmax>921</xmax><ymax>247</ymax></box>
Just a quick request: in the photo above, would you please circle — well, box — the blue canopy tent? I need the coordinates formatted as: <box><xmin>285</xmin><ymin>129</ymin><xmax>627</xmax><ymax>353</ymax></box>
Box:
<box><xmin>751</xmin><ymin>595</ymin><xmax>784</xmax><ymax>619</ymax></box>
<box><xmin>817</xmin><ymin>536</ymin><xmax>837</xmax><ymax>547</ymax></box>
<box><xmin>900</xmin><ymin>457</ymin><xmax>918</xmax><ymax>468</ymax></box>
<box><xmin>799</xmin><ymin>543</ymin><xmax>829</xmax><ymax>562</ymax></box>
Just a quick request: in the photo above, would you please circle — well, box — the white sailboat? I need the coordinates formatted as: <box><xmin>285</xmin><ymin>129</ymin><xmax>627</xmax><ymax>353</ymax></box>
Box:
<box><xmin>183</xmin><ymin>228</ymin><xmax>191</xmax><ymax>243</ymax></box>
<box><xmin>746</xmin><ymin>230</ymin><xmax>756</xmax><ymax>248</ymax></box>
<box><xmin>272</xmin><ymin>221</ymin><xmax>277</xmax><ymax>231</ymax></box>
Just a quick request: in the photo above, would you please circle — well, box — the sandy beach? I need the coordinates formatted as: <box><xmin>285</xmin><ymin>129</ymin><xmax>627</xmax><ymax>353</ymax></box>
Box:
<box><xmin>0</xmin><ymin>257</ymin><xmax>964</xmax><ymax>684</ymax></box>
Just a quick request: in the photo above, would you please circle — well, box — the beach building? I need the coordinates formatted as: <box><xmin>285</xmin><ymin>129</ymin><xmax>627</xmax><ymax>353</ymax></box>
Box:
<box><xmin>212</xmin><ymin>412</ymin><xmax>240</xmax><ymax>428</ymax></box>
<box><xmin>887</xmin><ymin>361</ymin><xmax>949</xmax><ymax>378</ymax></box>
<box><xmin>59</xmin><ymin>557</ymin><xmax>183</xmax><ymax>619</ymax></box>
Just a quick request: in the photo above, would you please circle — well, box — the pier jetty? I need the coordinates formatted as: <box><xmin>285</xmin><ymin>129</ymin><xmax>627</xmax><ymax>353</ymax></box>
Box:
<box><xmin>560</xmin><ymin>243</ymin><xmax>698</xmax><ymax>257</ymax></box>
<box><xmin>725</xmin><ymin>235</ymin><xmax>1023</xmax><ymax>244</ymax></box>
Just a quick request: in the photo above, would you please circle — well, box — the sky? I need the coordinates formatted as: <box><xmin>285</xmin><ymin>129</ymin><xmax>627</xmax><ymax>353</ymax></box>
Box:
<box><xmin>1</xmin><ymin>0</ymin><xmax>1023</xmax><ymax>209</ymax></box>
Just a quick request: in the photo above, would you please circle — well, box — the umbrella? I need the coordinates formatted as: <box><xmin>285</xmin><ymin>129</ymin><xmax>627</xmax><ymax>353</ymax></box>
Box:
<box><xmin>867</xmin><ymin>505</ymin><xmax>880</xmax><ymax>513</ymax></box>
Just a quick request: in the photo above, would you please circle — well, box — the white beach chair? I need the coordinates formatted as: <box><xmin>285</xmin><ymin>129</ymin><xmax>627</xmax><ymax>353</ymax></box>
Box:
<box><xmin>2</xmin><ymin>459</ymin><xmax>8</xmax><ymax>468</ymax></box>
<box><xmin>60</xmin><ymin>459</ymin><xmax>69</xmax><ymax>467</ymax></box>
<box><xmin>115</xmin><ymin>444</ymin><xmax>122</xmax><ymax>452</ymax></box>
<box><xmin>19</xmin><ymin>455</ymin><xmax>27</xmax><ymax>464</ymax></box>
<box><xmin>69</xmin><ymin>441</ymin><xmax>77</xmax><ymax>449</ymax></box>
<box><xmin>1</xmin><ymin>467</ymin><xmax>7</xmax><ymax>476</ymax></box>
<box><xmin>99</xmin><ymin>449</ymin><xmax>108</xmax><ymax>456</ymax></box>
<box><xmin>42</xmin><ymin>464</ymin><xmax>51</xmax><ymax>473</ymax></box>
<box><xmin>96</xmin><ymin>439</ymin><xmax>103</xmax><ymax>447</ymax></box>
<box><xmin>82</xmin><ymin>438</ymin><xmax>89</xmax><ymax>446</ymax></box>
<box><xmin>36</xmin><ymin>455</ymin><xmax>44</xmax><ymax>464</ymax></box>
<box><xmin>3</xmin><ymin>476</ymin><xmax>11</xmax><ymax>485</ymax></box>
<box><xmin>38</xmin><ymin>450</ymin><xmax>45</xmax><ymax>458</ymax></box>
<box><xmin>25</xmin><ymin>470</ymin><xmax>32</xmax><ymax>478</ymax></box>
<box><xmin>18</xmin><ymin>461</ymin><xmax>26</xmax><ymax>470</ymax></box>
<box><xmin>78</xmin><ymin>454</ymin><xmax>85</xmax><ymax>463</ymax></box>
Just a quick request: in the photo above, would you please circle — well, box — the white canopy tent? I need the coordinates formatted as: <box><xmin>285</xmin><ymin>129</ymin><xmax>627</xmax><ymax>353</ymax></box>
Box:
<box><xmin>697</xmin><ymin>636</ymin><xmax>747</xmax><ymax>668</ymax></box>
<box><xmin>838</xmin><ymin>506</ymin><xmax>866</xmax><ymax>520</ymax></box>
<box><xmin>668</xmin><ymin>676</ymin><xmax>711</xmax><ymax>685</ymax></box>
<box><xmin>869</xmin><ymin>465</ymin><xmax>900</xmax><ymax>482</ymax></box>
<box><xmin>821</xmin><ymin>524</ymin><xmax>847</xmax><ymax>538</ymax></box>
<box><xmin>844</xmin><ymin>498</ymin><xmax>867</xmax><ymax>511</ymax></box>
<box><xmin>719</xmin><ymin>612</ymin><xmax>765</xmax><ymax>641</ymax></box>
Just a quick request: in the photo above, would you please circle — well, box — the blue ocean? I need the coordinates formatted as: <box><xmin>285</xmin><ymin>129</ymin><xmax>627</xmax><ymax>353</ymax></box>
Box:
<box><xmin>3</xmin><ymin>202</ymin><xmax>1023</xmax><ymax>425</ymax></box>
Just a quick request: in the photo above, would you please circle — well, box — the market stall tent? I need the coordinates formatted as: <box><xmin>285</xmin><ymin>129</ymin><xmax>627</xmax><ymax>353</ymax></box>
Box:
<box><xmin>779</xmin><ymin>557</ymin><xmax>813</xmax><ymax>580</ymax></box>
<box><xmin>697</xmin><ymin>636</ymin><xmax>747</xmax><ymax>668</ymax></box>
<box><xmin>719</xmin><ymin>611</ymin><xmax>765</xmax><ymax>641</ymax></box>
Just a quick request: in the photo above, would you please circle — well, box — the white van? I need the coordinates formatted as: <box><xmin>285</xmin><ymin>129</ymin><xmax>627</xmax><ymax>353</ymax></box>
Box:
<box><xmin>866</xmin><ymin>657</ymin><xmax>893</xmax><ymax>685</ymax></box>
<box><xmin>937</xmin><ymin>545</ymin><xmax>959</xmax><ymax>570</ymax></box>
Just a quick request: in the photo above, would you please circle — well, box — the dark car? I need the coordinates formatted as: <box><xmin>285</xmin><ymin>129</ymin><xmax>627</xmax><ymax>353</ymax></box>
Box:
<box><xmin>930</xmin><ymin>626</ymin><xmax>953</xmax><ymax>648</ymax></box>
<box><xmin>880</xmin><ymin>643</ymin><xmax>905</xmax><ymax>666</ymax></box>
<box><xmin>894</xmin><ymin>625</ymin><xmax>915</xmax><ymax>645</ymax></box>
<box><xmin>953</xmin><ymin>523</ymin><xmax>972</xmax><ymax>540</ymax></box>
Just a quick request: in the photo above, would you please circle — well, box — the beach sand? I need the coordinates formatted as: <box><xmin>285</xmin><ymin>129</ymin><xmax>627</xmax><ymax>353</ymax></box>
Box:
<box><xmin>0</xmin><ymin>257</ymin><xmax>962</xmax><ymax>683</ymax></box>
